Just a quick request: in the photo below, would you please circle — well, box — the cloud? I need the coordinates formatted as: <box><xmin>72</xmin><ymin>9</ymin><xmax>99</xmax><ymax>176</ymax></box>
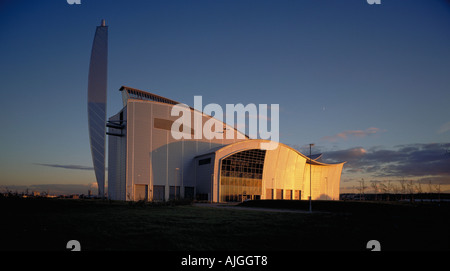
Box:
<box><xmin>34</xmin><ymin>163</ymin><xmax>94</xmax><ymax>171</ymax></box>
<box><xmin>322</xmin><ymin>147</ymin><xmax>367</xmax><ymax>162</ymax></box>
<box><xmin>416</xmin><ymin>176</ymin><xmax>450</xmax><ymax>186</ymax></box>
<box><xmin>323</xmin><ymin>143</ymin><xmax>450</xmax><ymax>179</ymax></box>
<box><xmin>437</xmin><ymin>121</ymin><xmax>450</xmax><ymax>134</ymax></box>
<box><xmin>321</xmin><ymin>127</ymin><xmax>384</xmax><ymax>142</ymax></box>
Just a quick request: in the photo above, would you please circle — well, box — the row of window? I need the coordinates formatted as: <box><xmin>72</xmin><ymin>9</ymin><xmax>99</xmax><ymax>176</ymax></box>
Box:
<box><xmin>136</xmin><ymin>185</ymin><xmax>194</xmax><ymax>201</ymax></box>
<box><xmin>198</xmin><ymin>158</ymin><xmax>211</xmax><ymax>165</ymax></box>
<box><xmin>220</xmin><ymin>149</ymin><xmax>266</xmax><ymax>180</ymax></box>
<box><xmin>222</xmin><ymin>159</ymin><xmax>265</xmax><ymax>167</ymax></box>
<box><xmin>222</xmin><ymin>150</ymin><xmax>266</xmax><ymax>164</ymax></box>
<box><xmin>265</xmin><ymin>189</ymin><xmax>302</xmax><ymax>200</ymax></box>
<box><xmin>221</xmin><ymin>171</ymin><xmax>263</xmax><ymax>179</ymax></box>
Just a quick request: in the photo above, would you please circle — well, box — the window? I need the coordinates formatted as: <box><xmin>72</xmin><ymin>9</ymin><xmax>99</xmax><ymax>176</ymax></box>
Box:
<box><xmin>184</xmin><ymin>187</ymin><xmax>195</xmax><ymax>199</ymax></box>
<box><xmin>220</xmin><ymin>149</ymin><xmax>266</xmax><ymax>202</ymax></box>
<box><xmin>169</xmin><ymin>186</ymin><xmax>180</xmax><ymax>200</ymax></box>
<box><xmin>285</xmin><ymin>190</ymin><xmax>292</xmax><ymax>200</ymax></box>
<box><xmin>154</xmin><ymin>118</ymin><xmax>194</xmax><ymax>135</ymax></box>
<box><xmin>154</xmin><ymin>118</ymin><xmax>174</xmax><ymax>131</ymax></box>
<box><xmin>198</xmin><ymin>158</ymin><xmax>211</xmax><ymax>165</ymax></box>
<box><xmin>294</xmin><ymin>190</ymin><xmax>301</xmax><ymax>200</ymax></box>
<box><xmin>276</xmin><ymin>189</ymin><xmax>283</xmax><ymax>200</ymax></box>
<box><xmin>153</xmin><ymin>185</ymin><xmax>165</xmax><ymax>201</ymax></box>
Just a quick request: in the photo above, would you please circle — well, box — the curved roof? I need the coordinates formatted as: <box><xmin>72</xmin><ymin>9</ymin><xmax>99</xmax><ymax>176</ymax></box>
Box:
<box><xmin>209</xmin><ymin>139</ymin><xmax>346</xmax><ymax>166</ymax></box>
<box><xmin>307</xmin><ymin>153</ymin><xmax>323</xmax><ymax>161</ymax></box>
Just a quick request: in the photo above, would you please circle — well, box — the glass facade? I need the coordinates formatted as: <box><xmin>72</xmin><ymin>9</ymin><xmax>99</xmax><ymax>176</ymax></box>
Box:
<box><xmin>220</xmin><ymin>149</ymin><xmax>266</xmax><ymax>202</ymax></box>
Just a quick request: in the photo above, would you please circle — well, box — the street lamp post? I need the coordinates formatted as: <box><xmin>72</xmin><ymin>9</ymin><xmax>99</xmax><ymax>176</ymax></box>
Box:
<box><xmin>210</xmin><ymin>173</ymin><xmax>214</xmax><ymax>203</ymax></box>
<box><xmin>175</xmin><ymin>168</ymin><xmax>179</xmax><ymax>200</ymax></box>
<box><xmin>309</xmin><ymin>143</ymin><xmax>315</xmax><ymax>213</ymax></box>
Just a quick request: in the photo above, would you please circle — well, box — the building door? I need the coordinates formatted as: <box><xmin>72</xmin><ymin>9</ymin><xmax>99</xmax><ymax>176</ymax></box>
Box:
<box><xmin>153</xmin><ymin>185</ymin><xmax>165</xmax><ymax>201</ymax></box>
<box><xmin>135</xmin><ymin>184</ymin><xmax>148</xmax><ymax>201</ymax></box>
<box><xmin>294</xmin><ymin>190</ymin><xmax>301</xmax><ymax>200</ymax></box>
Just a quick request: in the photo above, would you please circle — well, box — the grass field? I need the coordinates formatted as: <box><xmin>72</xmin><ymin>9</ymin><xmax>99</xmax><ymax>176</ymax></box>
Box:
<box><xmin>1</xmin><ymin>197</ymin><xmax>448</xmax><ymax>251</ymax></box>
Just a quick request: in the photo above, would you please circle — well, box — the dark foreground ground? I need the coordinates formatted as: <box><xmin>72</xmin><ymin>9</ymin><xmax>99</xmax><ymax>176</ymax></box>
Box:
<box><xmin>1</xmin><ymin>197</ymin><xmax>448</xmax><ymax>251</ymax></box>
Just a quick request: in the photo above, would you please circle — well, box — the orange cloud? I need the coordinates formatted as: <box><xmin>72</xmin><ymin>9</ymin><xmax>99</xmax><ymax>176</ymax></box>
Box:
<box><xmin>321</xmin><ymin>127</ymin><xmax>383</xmax><ymax>142</ymax></box>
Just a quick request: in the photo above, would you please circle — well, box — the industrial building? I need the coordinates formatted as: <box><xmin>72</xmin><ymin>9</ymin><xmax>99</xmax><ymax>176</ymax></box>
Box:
<box><xmin>106</xmin><ymin>86</ymin><xmax>345</xmax><ymax>202</ymax></box>
<box><xmin>87</xmin><ymin>21</ymin><xmax>344</xmax><ymax>202</ymax></box>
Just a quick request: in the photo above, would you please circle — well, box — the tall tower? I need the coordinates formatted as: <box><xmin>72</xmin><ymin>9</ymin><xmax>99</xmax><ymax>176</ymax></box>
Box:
<box><xmin>88</xmin><ymin>20</ymin><xmax>108</xmax><ymax>197</ymax></box>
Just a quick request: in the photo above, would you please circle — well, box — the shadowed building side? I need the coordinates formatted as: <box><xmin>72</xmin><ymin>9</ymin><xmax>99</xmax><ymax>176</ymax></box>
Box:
<box><xmin>88</xmin><ymin>20</ymin><xmax>108</xmax><ymax>197</ymax></box>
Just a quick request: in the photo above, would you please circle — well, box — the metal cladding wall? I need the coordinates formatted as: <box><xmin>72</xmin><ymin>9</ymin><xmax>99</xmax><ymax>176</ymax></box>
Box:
<box><xmin>264</xmin><ymin>143</ymin><xmax>344</xmax><ymax>201</ymax></box>
<box><xmin>262</xmin><ymin>143</ymin><xmax>306</xmax><ymax>199</ymax></box>
<box><xmin>107</xmin><ymin>109</ymin><xmax>127</xmax><ymax>201</ymax></box>
<box><xmin>194</xmin><ymin>153</ymin><xmax>216</xmax><ymax>201</ymax></box>
<box><xmin>110</xmin><ymin>98</ymin><xmax>246</xmax><ymax>201</ymax></box>
<box><xmin>211</xmin><ymin>140</ymin><xmax>345</xmax><ymax>202</ymax></box>
<box><xmin>303</xmin><ymin>162</ymin><xmax>344</xmax><ymax>201</ymax></box>
<box><xmin>88</xmin><ymin>21</ymin><xmax>108</xmax><ymax>197</ymax></box>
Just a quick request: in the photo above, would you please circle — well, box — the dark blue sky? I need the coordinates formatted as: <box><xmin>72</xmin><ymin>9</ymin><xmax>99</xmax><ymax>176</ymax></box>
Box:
<box><xmin>1</xmin><ymin>0</ymin><xmax>449</xmax><ymax>194</ymax></box>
